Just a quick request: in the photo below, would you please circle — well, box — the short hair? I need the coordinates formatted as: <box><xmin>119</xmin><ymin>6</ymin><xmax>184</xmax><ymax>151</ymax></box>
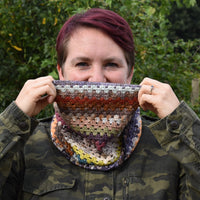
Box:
<box><xmin>56</xmin><ymin>8</ymin><xmax>134</xmax><ymax>74</ymax></box>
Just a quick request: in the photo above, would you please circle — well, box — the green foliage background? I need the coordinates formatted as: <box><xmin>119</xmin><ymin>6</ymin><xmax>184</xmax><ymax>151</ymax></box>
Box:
<box><xmin>0</xmin><ymin>0</ymin><xmax>200</xmax><ymax>118</ymax></box>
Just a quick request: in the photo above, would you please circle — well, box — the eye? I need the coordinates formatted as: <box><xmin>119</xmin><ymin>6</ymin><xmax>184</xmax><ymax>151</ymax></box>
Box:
<box><xmin>105</xmin><ymin>62</ymin><xmax>119</xmax><ymax>68</ymax></box>
<box><xmin>75</xmin><ymin>62</ymin><xmax>89</xmax><ymax>68</ymax></box>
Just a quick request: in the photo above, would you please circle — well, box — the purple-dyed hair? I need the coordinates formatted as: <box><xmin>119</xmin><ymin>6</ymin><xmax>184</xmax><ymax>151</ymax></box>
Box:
<box><xmin>56</xmin><ymin>8</ymin><xmax>134</xmax><ymax>75</ymax></box>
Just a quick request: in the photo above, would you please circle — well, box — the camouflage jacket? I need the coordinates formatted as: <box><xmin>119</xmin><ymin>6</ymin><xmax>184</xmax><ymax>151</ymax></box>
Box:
<box><xmin>0</xmin><ymin>101</ymin><xmax>200</xmax><ymax>200</ymax></box>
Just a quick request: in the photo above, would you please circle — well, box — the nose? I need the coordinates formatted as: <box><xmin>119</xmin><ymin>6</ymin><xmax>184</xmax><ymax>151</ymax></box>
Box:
<box><xmin>88</xmin><ymin>65</ymin><xmax>106</xmax><ymax>82</ymax></box>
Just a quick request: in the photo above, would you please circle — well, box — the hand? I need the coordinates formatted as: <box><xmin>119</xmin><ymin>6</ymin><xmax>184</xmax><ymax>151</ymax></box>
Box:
<box><xmin>138</xmin><ymin>77</ymin><xmax>180</xmax><ymax>119</ymax></box>
<box><xmin>15</xmin><ymin>76</ymin><xmax>56</xmax><ymax>117</ymax></box>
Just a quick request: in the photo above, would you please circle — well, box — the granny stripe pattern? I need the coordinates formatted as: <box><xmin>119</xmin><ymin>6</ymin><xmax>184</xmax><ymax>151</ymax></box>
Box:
<box><xmin>51</xmin><ymin>80</ymin><xmax>142</xmax><ymax>171</ymax></box>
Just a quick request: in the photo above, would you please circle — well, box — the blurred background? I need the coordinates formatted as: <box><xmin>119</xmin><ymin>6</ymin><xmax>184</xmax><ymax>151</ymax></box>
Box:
<box><xmin>0</xmin><ymin>0</ymin><xmax>200</xmax><ymax>118</ymax></box>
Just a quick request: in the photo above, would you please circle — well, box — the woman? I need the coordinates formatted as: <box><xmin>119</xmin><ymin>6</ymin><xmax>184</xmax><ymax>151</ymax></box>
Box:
<box><xmin>0</xmin><ymin>8</ymin><xmax>199</xmax><ymax>199</ymax></box>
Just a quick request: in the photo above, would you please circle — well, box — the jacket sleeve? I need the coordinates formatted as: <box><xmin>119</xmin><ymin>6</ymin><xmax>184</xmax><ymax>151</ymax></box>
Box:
<box><xmin>0</xmin><ymin>102</ymin><xmax>38</xmax><ymax>199</ymax></box>
<box><xmin>150</xmin><ymin>101</ymin><xmax>200</xmax><ymax>199</ymax></box>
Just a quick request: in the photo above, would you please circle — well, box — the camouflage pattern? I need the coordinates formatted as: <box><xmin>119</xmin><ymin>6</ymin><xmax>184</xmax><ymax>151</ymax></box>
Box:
<box><xmin>0</xmin><ymin>101</ymin><xmax>200</xmax><ymax>200</ymax></box>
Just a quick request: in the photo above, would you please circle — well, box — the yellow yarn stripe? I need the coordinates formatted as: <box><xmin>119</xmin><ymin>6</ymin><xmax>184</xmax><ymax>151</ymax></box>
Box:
<box><xmin>72</xmin><ymin>144</ymin><xmax>121</xmax><ymax>166</ymax></box>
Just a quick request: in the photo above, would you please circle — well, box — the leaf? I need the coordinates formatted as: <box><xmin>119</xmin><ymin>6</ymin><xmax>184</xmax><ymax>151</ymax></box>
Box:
<box><xmin>11</xmin><ymin>45</ymin><xmax>22</xmax><ymax>51</ymax></box>
<box><xmin>145</xmin><ymin>6</ymin><xmax>156</xmax><ymax>16</ymax></box>
<box><xmin>49</xmin><ymin>70</ymin><xmax>58</xmax><ymax>79</ymax></box>
<box><xmin>42</xmin><ymin>18</ymin><xmax>46</xmax><ymax>25</ymax></box>
<box><xmin>106</xmin><ymin>0</ymin><xmax>112</xmax><ymax>7</ymax></box>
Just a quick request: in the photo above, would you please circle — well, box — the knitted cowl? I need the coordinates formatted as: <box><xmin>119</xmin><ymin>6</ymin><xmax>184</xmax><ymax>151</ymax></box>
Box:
<box><xmin>50</xmin><ymin>80</ymin><xmax>142</xmax><ymax>171</ymax></box>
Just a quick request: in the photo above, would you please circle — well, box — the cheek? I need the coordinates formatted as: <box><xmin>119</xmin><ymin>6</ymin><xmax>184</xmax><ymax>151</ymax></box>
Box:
<box><xmin>107</xmin><ymin>71</ymin><xmax>129</xmax><ymax>84</ymax></box>
<box><xmin>63</xmin><ymin>68</ymin><xmax>88</xmax><ymax>81</ymax></box>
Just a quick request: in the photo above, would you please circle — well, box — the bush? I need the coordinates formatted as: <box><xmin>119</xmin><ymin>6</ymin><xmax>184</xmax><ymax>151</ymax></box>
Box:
<box><xmin>0</xmin><ymin>0</ymin><xmax>199</xmax><ymax>118</ymax></box>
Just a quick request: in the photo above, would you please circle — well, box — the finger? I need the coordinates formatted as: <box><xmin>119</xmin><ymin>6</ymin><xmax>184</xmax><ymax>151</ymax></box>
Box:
<box><xmin>140</xmin><ymin>77</ymin><xmax>156</xmax><ymax>85</ymax></box>
<box><xmin>16</xmin><ymin>76</ymin><xmax>56</xmax><ymax>106</ymax></box>
<box><xmin>138</xmin><ymin>85</ymin><xmax>156</xmax><ymax>102</ymax></box>
<box><xmin>24</xmin><ymin>77</ymin><xmax>55</xmax><ymax>98</ymax></box>
<box><xmin>140</xmin><ymin>85</ymin><xmax>155</xmax><ymax>95</ymax></box>
<box><xmin>139</xmin><ymin>93</ymin><xmax>154</xmax><ymax>109</ymax></box>
<box><xmin>140</xmin><ymin>77</ymin><xmax>162</xmax><ymax>87</ymax></box>
<box><xmin>47</xmin><ymin>94</ymin><xmax>56</xmax><ymax>104</ymax></box>
<box><xmin>26</xmin><ymin>76</ymin><xmax>54</xmax><ymax>91</ymax></box>
<box><xmin>33</xmin><ymin>84</ymin><xmax>56</xmax><ymax>102</ymax></box>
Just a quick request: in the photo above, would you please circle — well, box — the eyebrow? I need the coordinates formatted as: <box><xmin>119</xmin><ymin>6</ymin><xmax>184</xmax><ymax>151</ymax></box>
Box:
<box><xmin>71</xmin><ymin>57</ymin><xmax>91</xmax><ymax>64</ymax></box>
<box><xmin>103</xmin><ymin>57</ymin><xmax>125</xmax><ymax>66</ymax></box>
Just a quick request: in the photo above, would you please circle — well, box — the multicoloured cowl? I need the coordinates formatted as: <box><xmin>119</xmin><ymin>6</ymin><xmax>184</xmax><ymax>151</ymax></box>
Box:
<box><xmin>51</xmin><ymin>80</ymin><xmax>142</xmax><ymax>171</ymax></box>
